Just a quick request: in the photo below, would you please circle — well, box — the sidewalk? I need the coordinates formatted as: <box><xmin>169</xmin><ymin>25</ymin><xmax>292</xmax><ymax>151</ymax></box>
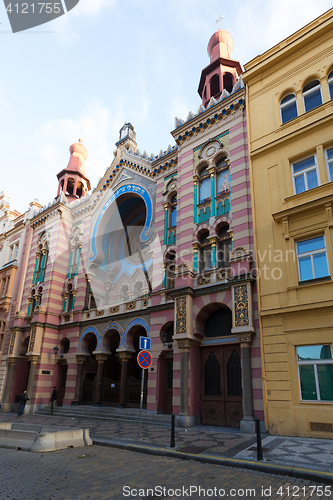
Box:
<box><xmin>0</xmin><ymin>411</ymin><xmax>332</xmax><ymax>483</ymax></box>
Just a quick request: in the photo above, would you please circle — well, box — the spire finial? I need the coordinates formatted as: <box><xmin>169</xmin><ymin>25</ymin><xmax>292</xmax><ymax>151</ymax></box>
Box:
<box><xmin>216</xmin><ymin>16</ymin><xmax>223</xmax><ymax>29</ymax></box>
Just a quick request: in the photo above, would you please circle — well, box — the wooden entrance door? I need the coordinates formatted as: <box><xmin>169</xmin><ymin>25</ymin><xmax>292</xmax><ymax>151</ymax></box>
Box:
<box><xmin>57</xmin><ymin>364</ymin><xmax>68</xmax><ymax>407</ymax></box>
<box><xmin>164</xmin><ymin>359</ymin><xmax>173</xmax><ymax>414</ymax></box>
<box><xmin>201</xmin><ymin>345</ymin><xmax>243</xmax><ymax>427</ymax></box>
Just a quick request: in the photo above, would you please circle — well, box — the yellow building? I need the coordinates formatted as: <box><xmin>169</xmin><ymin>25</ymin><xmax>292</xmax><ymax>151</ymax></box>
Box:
<box><xmin>243</xmin><ymin>9</ymin><xmax>333</xmax><ymax>438</ymax></box>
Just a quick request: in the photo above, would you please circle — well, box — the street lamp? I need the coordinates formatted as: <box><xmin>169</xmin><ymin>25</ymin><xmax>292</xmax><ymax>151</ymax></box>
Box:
<box><xmin>53</xmin><ymin>346</ymin><xmax>59</xmax><ymax>355</ymax></box>
<box><xmin>160</xmin><ymin>331</ymin><xmax>173</xmax><ymax>350</ymax></box>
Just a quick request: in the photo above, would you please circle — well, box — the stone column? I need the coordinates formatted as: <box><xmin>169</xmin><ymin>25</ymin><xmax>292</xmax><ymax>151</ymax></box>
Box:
<box><xmin>237</xmin><ymin>332</ymin><xmax>255</xmax><ymax>433</ymax></box>
<box><xmin>118</xmin><ymin>352</ymin><xmax>132</xmax><ymax>407</ymax></box>
<box><xmin>72</xmin><ymin>355</ymin><xmax>87</xmax><ymax>405</ymax></box>
<box><xmin>94</xmin><ymin>354</ymin><xmax>108</xmax><ymax>406</ymax></box>
<box><xmin>177</xmin><ymin>339</ymin><xmax>191</xmax><ymax>417</ymax></box>
<box><xmin>1</xmin><ymin>357</ymin><xmax>18</xmax><ymax>412</ymax></box>
<box><xmin>25</xmin><ymin>355</ymin><xmax>39</xmax><ymax>414</ymax></box>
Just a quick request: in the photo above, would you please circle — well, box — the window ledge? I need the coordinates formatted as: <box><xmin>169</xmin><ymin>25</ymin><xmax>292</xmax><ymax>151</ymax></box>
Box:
<box><xmin>273</xmin><ymin>190</ymin><xmax>333</xmax><ymax>221</ymax></box>
<box><xmin>299</xmin><ymin>400</ymin><xmax>333</xmax><ymax>405</ymax></box>
<box><xmin>298</xmin><ymin>276</ymin><xmax>331</xmax><ymax>286</ymax></box>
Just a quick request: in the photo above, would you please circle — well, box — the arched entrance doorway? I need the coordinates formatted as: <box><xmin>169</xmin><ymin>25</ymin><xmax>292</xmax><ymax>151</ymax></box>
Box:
<box><xmin>101</xmin><ymin>329</ymin><xmax>121</xmax><ymax>406</ymax></box>
<box><xmin>80</xmin><ymin>333</ymin><xmax>98</xmax><ymax>404</ymax></box>
<box><xmin>200</xmin><ymin>306</ymin><xmax>242</xmax><ymax>427</ymax></box>
<box><xmin>157</xmin><ymin>323</ymin><xmax>174</xmax><ymax>414</ymax></box>
<box><xmin>11</xmin><ymin>336</ymin><xmax>30</xmax><ymax>403</ymax></box>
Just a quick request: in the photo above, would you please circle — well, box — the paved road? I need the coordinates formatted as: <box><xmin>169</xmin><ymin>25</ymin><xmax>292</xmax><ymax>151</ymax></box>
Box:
<box><xmin>0</xmin><ymin>445</ymin><xmax>331</xmax><ymax>500</ymax></box>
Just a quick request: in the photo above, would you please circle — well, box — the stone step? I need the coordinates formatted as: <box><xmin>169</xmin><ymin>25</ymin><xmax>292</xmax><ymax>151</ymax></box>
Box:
<box><xmin>35</xmin><ymin>406</ymin><xmax>172</xmax><ymax>426</ymax></box>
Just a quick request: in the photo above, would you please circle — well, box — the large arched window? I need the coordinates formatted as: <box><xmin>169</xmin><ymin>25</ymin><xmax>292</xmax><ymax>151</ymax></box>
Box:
<box><xmin>280</xmin><ymin>93</ymin><xmax>298</xmax><ymax>124</ymax></box>
<box><xmin>216</xmin><ymin>159</ymin><xmax>230</xmax><ymax>195</ymax></box>
<box><xmin>328</xmin><ymin>71</ymin><xmax>333</xmax><ymax>100</ymax></box>
<box><xmin>165</xmin><ymin>250</ymin><xmax>176</xmax><ymax>289</ymax></box>
<box><xmin>169</xmin><ymin>194</ymin><xmax>177</xmax><ymax>228</ymax></box>
<box><xmin>199</xmin><ymin>166</ymin><xmax>211</xmax><ymax>204</ymax></box>
<box><xmin>199</xmin><ymin>230</ymin><xmax>212</xmax><ymax>273</ymax></box>
<box><xmin>217</xmin><ymin>224</ymin><xmax>232</xmax><ymax>268</ymax></box>
<box><xmin>303</xmin><ymin>80</ymin><xmax>322</xmax><ymax>112</ymax></box>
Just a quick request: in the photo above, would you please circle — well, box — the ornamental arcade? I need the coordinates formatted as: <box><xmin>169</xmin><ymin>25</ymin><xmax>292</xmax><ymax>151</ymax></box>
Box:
<box><xmin>0</xmin><ymin>28</ymin><xmax>263</xmax><ymax>432</ymax></box>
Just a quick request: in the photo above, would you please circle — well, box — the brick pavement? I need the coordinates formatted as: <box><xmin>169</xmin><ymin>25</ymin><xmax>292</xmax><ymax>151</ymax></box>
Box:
<box><xmin>0</xmin><ymin>413</ymin><xmax>257</xmax><ymax>458</ymax></box>
<box><xmin>0</xmin><ymin>445</ymin><xmax>331</xmax><ymax>500</ymax></box>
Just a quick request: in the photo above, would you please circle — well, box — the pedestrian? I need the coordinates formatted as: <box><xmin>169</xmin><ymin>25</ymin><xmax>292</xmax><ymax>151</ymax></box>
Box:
<box><xmin>50</xmin><ymin>386</ymin><xmax>58</xmax><ymax>414</ymax></box>
<box><xmin>18</xmin><ymin>390</ymin><xmax>29</xmax><ymax>417</ymax></box>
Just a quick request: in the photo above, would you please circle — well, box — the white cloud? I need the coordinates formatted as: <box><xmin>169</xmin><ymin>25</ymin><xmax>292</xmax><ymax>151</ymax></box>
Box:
<box><xmin>35</xmin><ymin>100</ymin><xmax>119</xmax><ymax>194</ymax></box>
<box><xmin>73</xmin><ymin>0</ymin><xmax>117</xmax><ymax>17</ymax></box>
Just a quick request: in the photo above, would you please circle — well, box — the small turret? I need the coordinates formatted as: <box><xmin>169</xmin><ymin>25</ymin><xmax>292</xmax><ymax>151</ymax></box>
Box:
<box><xmin>198</xmin><ymin>29</ymin><xmax>243</xmax><ymax>107</ymax></box>
<box><xmin>56</xmin><ymin>139</ymin><xmax>91</xmax><ymax>202</ymax></box>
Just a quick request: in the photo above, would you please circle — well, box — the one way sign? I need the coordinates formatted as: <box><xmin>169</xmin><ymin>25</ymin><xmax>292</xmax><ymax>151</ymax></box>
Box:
<box><xmin>139</xmin><ymin>336</ymin><xmax>151</xmax><ymax>351</ymax></box>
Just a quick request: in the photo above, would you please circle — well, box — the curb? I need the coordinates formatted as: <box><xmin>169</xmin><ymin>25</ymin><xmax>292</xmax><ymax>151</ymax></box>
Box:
<box><xmin>93</xmin><ymin>438</ymin><xmax>333</xmax><ymax>485</ymax></box>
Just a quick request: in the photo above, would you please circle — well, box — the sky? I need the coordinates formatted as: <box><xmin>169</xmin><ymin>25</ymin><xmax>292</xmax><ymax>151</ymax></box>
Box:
<box><xmin>1</xmin><ymin>0</ymin><xmax>332</xmax><ymax>213</ymax></box>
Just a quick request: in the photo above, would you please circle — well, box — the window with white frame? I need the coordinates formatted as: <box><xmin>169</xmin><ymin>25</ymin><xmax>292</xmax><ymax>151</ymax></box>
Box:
<box><xmin>328</xmin><ymin>71</ymin><xmax>333</xmax><ymax>100</ymax></box>
<box><xmin>280</xmin><ymin>93</ymin><xmax>298</xmax><ymax>124</ymax></box>
<box><xmin>296</xmin><ymin>236</ymin><xmax>329</xmax><ymax>282</ymax></box>
<box><xmin>291</xmin><ymin>155</ymin><xmax>319</xmax><ymax>194</ymax></box>
<box><xmin>199</xmin><ymin>167</ymin><xmax>211</xmax><ymax>204</ymax></box>
<box><xmin>297</xmin><ymin>345</ymin><xmax>333</xmax><ymax>401</ymax></box>
<box><xmin>302</xmin><ymin>80</ymin><xmax>323</xmax><ymax>112</ymax></box>
<box><xmin>325</xmin><ymin>147</ymin><xmax>333</xmax><ymax>182</ymax></box>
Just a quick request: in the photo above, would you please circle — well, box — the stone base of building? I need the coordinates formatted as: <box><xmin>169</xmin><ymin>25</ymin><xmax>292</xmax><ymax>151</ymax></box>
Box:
<box><xmin>240</xmin><ymin>417</ymin><xmax>266</xmax><ymax>434</ymax></box>
<box><xmin>1</xmin><ymin>402</ymin><xmax>18</xmax><ymax>413</ymax></box>
<box><xmin>175</xmin><ymin>414</ymin><xmax>199</xmax><ymax>428</ymax></box>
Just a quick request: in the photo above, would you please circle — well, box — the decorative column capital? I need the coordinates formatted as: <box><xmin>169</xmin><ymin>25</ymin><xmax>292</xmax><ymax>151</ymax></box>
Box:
<box><xmin>27</xmin><ymin>354</ymin><xmax>40</xmax><ymax>364</ymax></box>
<box><xmin>7</xmin><ymin>356</ymin><xmax>18</xmax><ymax>366</ymax></box>
<box><xmin>162</xmin><ymin>202</ymin><xmax>169</xmax><ymax>211</ymax></box>
<box><xmin>236</xmin><ymin>331</ymin><xmax>255</xmax><ymax>347</ymax></box>
<box><xmin>192</xmin><ymin>242</ymin><xmax>199</xmax><ymax>252</ymax></box>
<box><xmin>207</xmin><ymin>165</ymin><xmax>216</xmax><ymax>176</ymax></box>
<box><xmin>177</xmin><ymin>338</ymin><xmax>192</xmax><ymax>352</ymax></box>
<box><xmin>117</xmin><ymin>351</ymin><xmax>133</xmax><ymax>362</ymax></box>
<box><xmin>76</xmin><ymin>354</ymin><xmax>87</xmax><ymax>364</ymax></box>
<box><xmin>95</xmin><ymin>353</ymin><xmax>108</xmax><ymax>363</ymax></box>
<box><xmin>193</xmin><ymin>174</ymin><xmax>199</xmax><ymax>184</ymax></box>
<box><xmin>208</xmin><ymin>236</ymin><xmax>218</xmax><ymax>246</ymax></box>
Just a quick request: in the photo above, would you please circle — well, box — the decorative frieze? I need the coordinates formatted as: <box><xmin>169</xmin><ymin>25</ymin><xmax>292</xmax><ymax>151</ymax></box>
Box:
<box><xmin>110</xmin><ymin>305</ymin><xmax>120</xmax><ymax>314</ymax></box>
<box><xmin>217</xmin><ymin>267</ymin><xmax>231</xmax><ymax>281</ymax></box>
<box><xmin>28</xmin><ymin>328</ymin><xmax>36</xmax><ymax>352</ymax></box>
<box><xmin>8</xmin><ymin>332</ymin><xmax>16</xmax><ymax>355</ymax></box>
<box><xmin>234</xmin><ymin>284</ymin><xmax>249</xmax><ymax>327</ymax></box>
<box><xmin>175</xmin><ymin>296</ymin><xmax>187</xmax><ymax>335</ymax></box>
<box><xmin>126</xmin><ymin>301</ymin><xmax>136</xmax><ymax>311</ymax></box>
<box><xmin>197</xmin><ymin>274</ymin><xmax>211</xmax><ymax>286</ymax></box>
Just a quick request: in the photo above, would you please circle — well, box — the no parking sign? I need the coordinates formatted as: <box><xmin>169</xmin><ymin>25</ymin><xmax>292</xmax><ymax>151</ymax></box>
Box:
<box><xmin>137</xmin><ymin>350</ymin><xmax>152</xmax><ymax>369</ymax></box>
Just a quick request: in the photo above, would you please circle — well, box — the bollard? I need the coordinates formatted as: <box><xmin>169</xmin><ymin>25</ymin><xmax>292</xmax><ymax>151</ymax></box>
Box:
<box><xmin>256</xmin><ymin>417</ymin><xmax>263</xmax><ymax>460</ymax></box>
<box><xmin>170</xmin><ymin>414</ymin><xmax>175</xmax><ymax>448</ymax></box>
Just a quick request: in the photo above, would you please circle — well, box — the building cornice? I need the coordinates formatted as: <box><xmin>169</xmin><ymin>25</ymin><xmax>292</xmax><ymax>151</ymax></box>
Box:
<box><xmin>171</xmin><ymin>88</ymin><xmax>245</xmax><ymax>146</ymax></box>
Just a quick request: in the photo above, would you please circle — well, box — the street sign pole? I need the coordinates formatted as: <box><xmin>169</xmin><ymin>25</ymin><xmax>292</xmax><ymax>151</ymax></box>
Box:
<box><xmin>137</xmin><ymin>349</ymin><xmax>152</xmax><ymax>440</ymax></box>
<box><xmin>138</xmin><ymin>367</ymin><xmax>145</xmax><ymax>440</ymax></box>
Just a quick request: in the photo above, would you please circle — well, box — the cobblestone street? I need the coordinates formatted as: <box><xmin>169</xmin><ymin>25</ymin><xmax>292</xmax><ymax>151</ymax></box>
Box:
<box><xmin>1</xmin><ymin>445</ymin><xmax>332</xmax><ymax>500</ymax></box>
